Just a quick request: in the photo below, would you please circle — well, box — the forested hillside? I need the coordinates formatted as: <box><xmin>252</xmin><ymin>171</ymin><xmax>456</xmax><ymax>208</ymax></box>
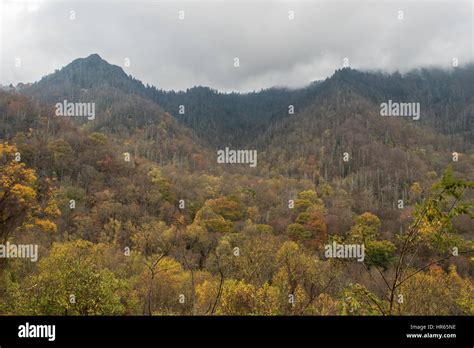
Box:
<box><xmin>0</xmin><ymin>54</ymin><xmax>472</xmax><ymax>316</ymax></box>
<box><xmin>23</xmin><ymin>55</ymin><xmax>474</xmax><ymax>147</ymax></box>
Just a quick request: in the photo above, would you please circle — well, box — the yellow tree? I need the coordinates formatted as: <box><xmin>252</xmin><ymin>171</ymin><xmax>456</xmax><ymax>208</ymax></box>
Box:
<box><xmin>0</xmin><ymin>142</ymin><xmax>59</xmax><ymax>244</ymax></box>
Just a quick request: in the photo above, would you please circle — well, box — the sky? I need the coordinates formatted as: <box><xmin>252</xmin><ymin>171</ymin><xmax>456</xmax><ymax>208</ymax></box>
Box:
<box><xmin>1</xmin><ymin>0</ymin><xmax>473</xmax><ymax>92</ymax></box>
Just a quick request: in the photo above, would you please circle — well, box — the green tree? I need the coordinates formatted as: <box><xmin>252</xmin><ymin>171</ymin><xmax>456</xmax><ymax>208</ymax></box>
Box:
<box><xmin>23</xmin><ymin>240</ymin><xmax>125</xmax><ymax>315</ymax></box>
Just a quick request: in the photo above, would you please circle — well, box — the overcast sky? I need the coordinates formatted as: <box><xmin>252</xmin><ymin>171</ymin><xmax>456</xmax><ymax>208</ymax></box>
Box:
<box><xmin>1</xmin><ymin>0</ymin><xmax>473</xmax><ymax>92</ymax></box>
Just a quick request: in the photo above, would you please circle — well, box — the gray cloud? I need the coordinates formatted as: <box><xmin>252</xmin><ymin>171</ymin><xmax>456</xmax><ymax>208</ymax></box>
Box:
<box><xmin>1</xmin><ymin>0</ymin><xmax>473</xmax><ymax>92</ymax></box>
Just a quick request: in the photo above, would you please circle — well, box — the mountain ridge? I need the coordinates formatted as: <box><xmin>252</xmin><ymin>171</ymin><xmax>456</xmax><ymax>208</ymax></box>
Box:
<box><xmin>21</xmin><ymin>54</ymin><xmax>474</xmax><ymax>148</ymax></box>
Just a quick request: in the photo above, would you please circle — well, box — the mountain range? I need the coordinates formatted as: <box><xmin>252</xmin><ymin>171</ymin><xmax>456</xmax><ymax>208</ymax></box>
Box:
<box><xmin>1</xmin><ymin>53</ymin><xmax>473</xmax><ymax>316</ymax></box>
<box><xmin>1</xmin><ymin>54</ymin><xmax>471</xmax><ymax>209</ymax></box>
<box><xmin>13</xmin><ymin>54</ymin><xmax>473</xmax><ymax>210</ymax></box>
<box><xmin>20</xmin><ymin>54</ymin><xmax>474</xmax><ymax>147</ymax></box>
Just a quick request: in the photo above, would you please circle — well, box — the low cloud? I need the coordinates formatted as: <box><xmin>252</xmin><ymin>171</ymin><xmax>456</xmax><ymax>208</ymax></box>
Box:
<box><xmin>2</xmin><ymin>0</ymin><xmax>472</xmax><ymax>92</ymax></box>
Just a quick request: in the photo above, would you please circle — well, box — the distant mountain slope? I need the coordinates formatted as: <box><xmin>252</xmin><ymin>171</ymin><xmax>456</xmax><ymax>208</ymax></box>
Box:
<box><xmin>22</xmin><ymin>54</ymin><xmax>474</xmax><ymax>149</ymax></box>
<box><xmin>5</xmin><ymin>53</ymin><xmax>474</xmax><ymax>243</ymax></box>
<box><xmin>23</xmin><ymin>54</ymin><xmax>324</xmax><ymax>147</ymax></box>
<box><xmin>23</xmin><ymin>54</ymin><xmax>146</xmax><ymax>103</ymax></box>
<box><xmin>150</xmin><ymin>65</ymin><xmax>474</xmax><ymax>148</ymax></box>
<box><xmin>20</xmin><ymin>55</ymin><xmax>211</xmax><ymax>166</ymax></box>
<box><xmin>318</xmin><ymin>67</ymin><xmax>474</xmax><ymax>141</ymax></box>
<box><xmin>148</xmin><ymin>83</ymin><xmax>323</xmax><ymax>148</ymax></box>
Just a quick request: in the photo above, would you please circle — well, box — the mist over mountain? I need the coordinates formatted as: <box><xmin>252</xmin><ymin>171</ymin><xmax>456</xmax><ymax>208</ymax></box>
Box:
<box><xmin>22</xmin><ymin>54</ymin><xmax>474</xmax><ymax>148</ymax></box>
